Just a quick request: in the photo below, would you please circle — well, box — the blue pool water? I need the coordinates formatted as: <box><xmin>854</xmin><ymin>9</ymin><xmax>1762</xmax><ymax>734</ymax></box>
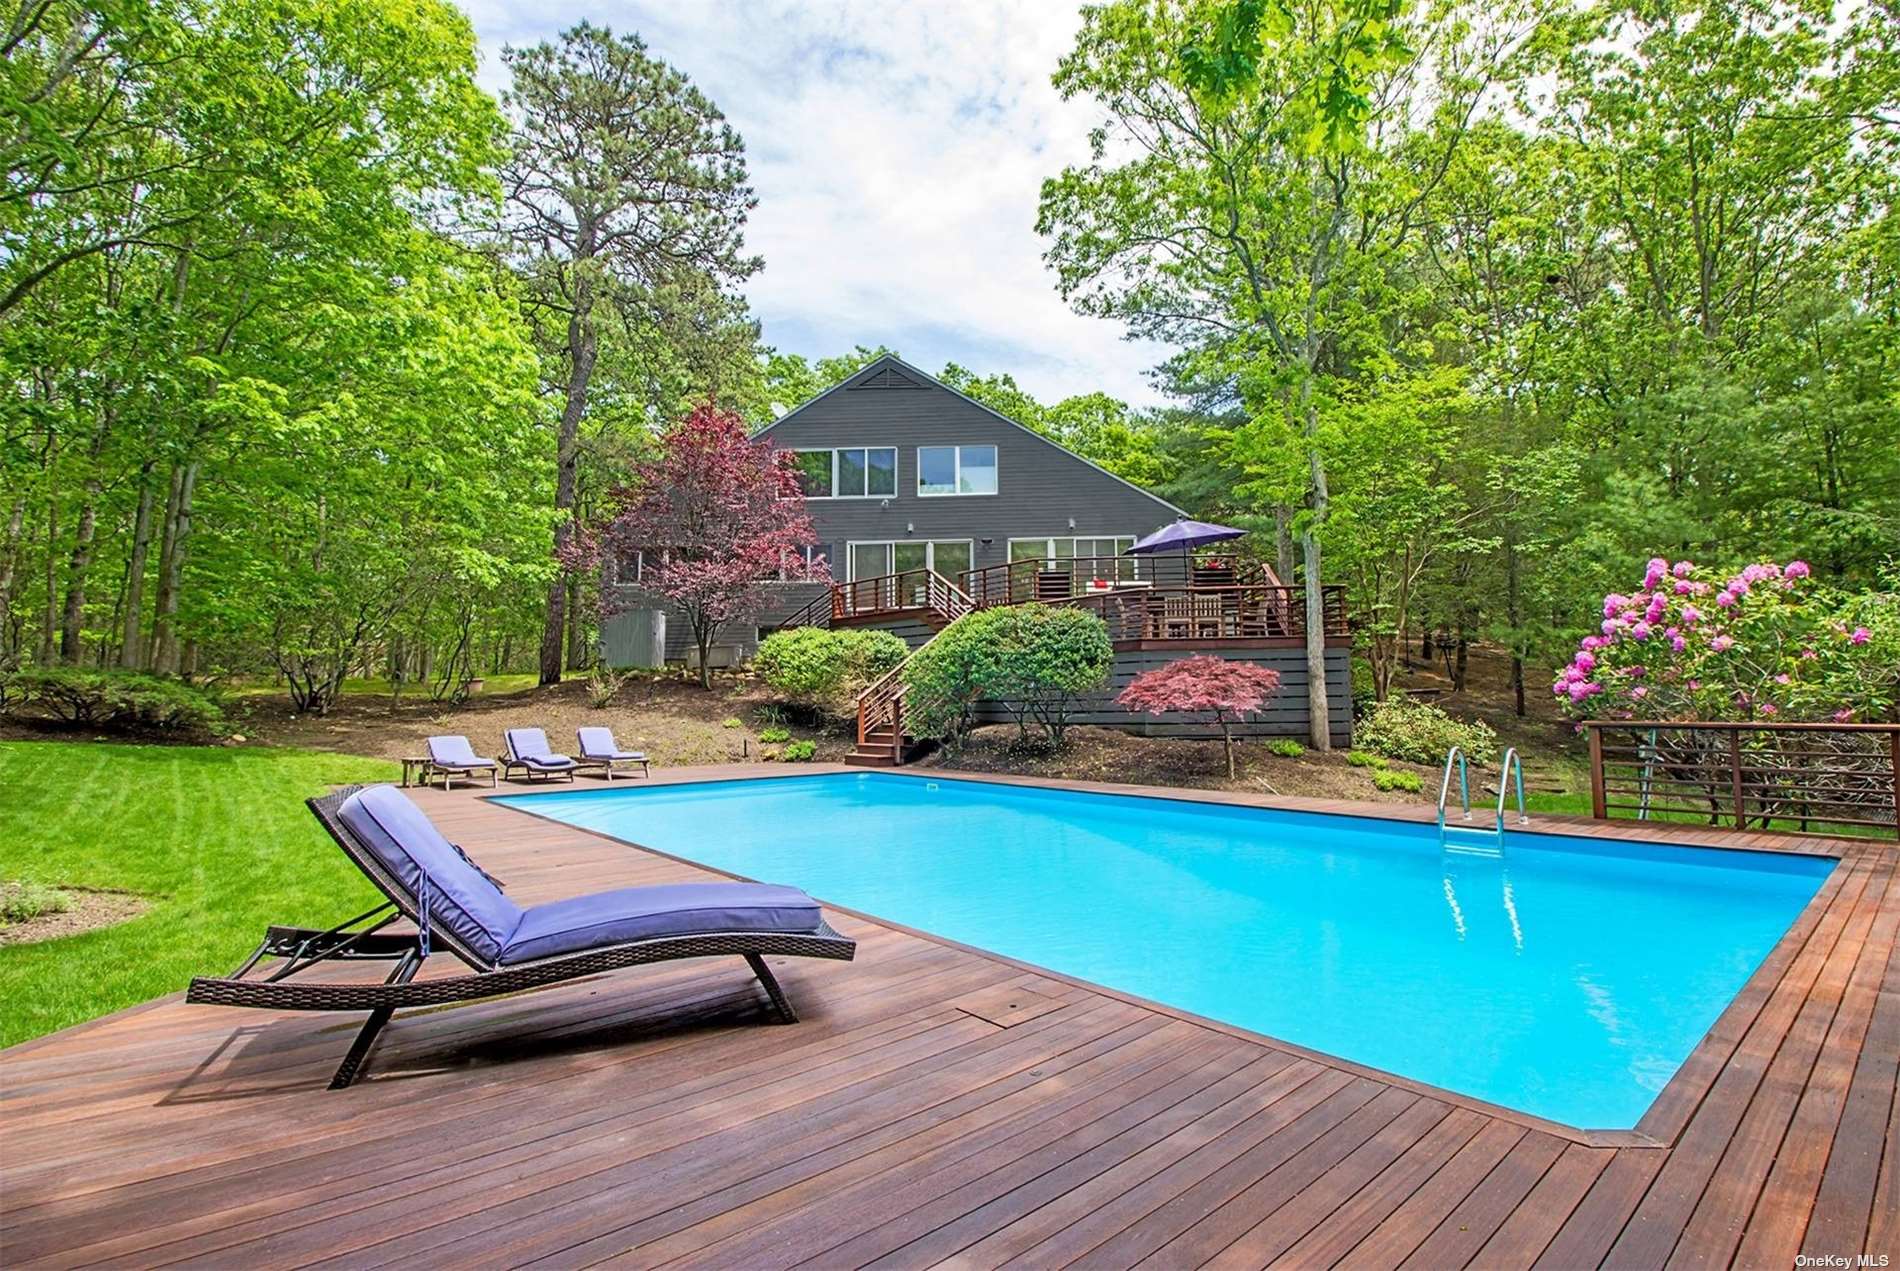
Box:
<box><xmin>494</xmin><ymin>772</ymin><xmax>1830</xmax><ymax>1129</ymax></box>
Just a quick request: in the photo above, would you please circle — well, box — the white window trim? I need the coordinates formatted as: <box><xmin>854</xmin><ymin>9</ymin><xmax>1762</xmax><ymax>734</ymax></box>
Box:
<box><xmin>1006</xmin><ymin>535</ymin><xmax>1140</xmax><ymax>569</ymax></box>
<box><xmin>844</xmin><ymin>539</ymin><xmax>977</xmax><ymax>582</ymax></box>
<box><xmin>793</xmin><ymin>445</ymin><xmax>899</xmax><ymax>500</ymax></box>
<box><xmin>915</xmin><ymin>444</ymin><xmax>999</xmax><ymax>497</ymax></box>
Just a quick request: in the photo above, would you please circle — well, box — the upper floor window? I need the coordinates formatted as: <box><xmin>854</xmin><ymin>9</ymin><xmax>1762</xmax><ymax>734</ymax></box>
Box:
<box><xmin>917</xmin><ymin>444</ymin><xmax>998</xmax><ymax>496</ymax></box>
<box><xmin>793</xmin><ymin>447</ymin><xmax>897</xmax><ymax>499</ymax></box>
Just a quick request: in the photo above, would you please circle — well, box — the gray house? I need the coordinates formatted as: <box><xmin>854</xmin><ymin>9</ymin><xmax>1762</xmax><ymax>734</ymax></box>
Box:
<box><xmin>605</xmin><ymin>353</ymin><xmax>1351</xmax><ymax>757</ymax></box>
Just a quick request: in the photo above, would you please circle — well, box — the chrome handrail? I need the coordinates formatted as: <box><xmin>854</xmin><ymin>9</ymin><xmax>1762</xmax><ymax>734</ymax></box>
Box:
<box><xmin>1497</xmin><ymin>747</ymin><xmax>1529</xmax><ymax>832</ymax></box>
<box><xmin>1438</xmin><ymin>746</ymin><xmax>1472</xmax><ymax>833</ymax></box>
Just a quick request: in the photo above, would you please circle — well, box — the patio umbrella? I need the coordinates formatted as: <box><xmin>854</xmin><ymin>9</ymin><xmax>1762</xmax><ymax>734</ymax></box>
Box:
<box><xmin>1125</xmin><ymin>518</ymin><xmax>1248</xmax><ymax>555</ymax></box>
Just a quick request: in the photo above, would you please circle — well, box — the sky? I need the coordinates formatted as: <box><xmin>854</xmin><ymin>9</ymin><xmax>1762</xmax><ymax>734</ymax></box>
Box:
<box><xmin>459</xmin><ymin>0</ymin><xmax>1172</xmax><ymax>406</ymax></box>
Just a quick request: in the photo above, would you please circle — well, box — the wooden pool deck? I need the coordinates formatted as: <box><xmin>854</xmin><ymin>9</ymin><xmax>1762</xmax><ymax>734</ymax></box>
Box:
<box><xmin>1</xmin><ymin>764</ymin><xmax>1894</xmax><ymax>1269</ymax></box>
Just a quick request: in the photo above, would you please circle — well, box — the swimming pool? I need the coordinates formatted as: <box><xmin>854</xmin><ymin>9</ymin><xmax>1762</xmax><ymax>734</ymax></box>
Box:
<box><xmin>494</xmin><ymin>772</ymin><xmax>1831</xmax><ymax>1130</ymax></box>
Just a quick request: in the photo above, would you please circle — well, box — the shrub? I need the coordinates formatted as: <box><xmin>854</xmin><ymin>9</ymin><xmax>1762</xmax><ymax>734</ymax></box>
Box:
<box><xmin>0</xmin><ymin>882</ymin><xmax>70</xmax><ymax>925</ymax></box>
<box><xmin>1557</xmin><ymin>556</ymin><xmax>1900</xmax><ymax>722</ymax></box>
<box><xmin>780</xmin><ymin>739</ymin><xmax>816</xmax><ymax>762</ymax></box>
<box><xmin>1350</xmin><ymin>656</ymin><xmax>1377</xmax><ymax>718</ymax></box>
<box><xmin>1344</xmin><ymin>750</ymin><xmax>1388</xmax><ymax>769</ymax></box>
<box><xmin>721</xmin><ymin>717</ymin><xmax>742</xmax><ymax>728</ymax></box>
<box><xmin>835</xmin><ymin>628</ymin><xmax>910</xmax><ymax>698</ymax></box>
<box><xmin>1354</xmin><ymin>696</ymin><xmax>1497</xmax><ymax>765</ymax></box>
<box><xmin>755</xmin><ymin>627</ymin><xmax>849</xmax><ymax>707</ymax></box>
<box><xmin>904</xmin><ymin>609</ymin><xmax>1015</xmax><ymax>754</ymax></box>
<box><xmin>1265</xmin><ymin>738</ymin><xmax>1305</xmax><ymax>758</ymax></box>
<box><xmin>1117</xmin><ymin>655</ymin><xmax>1283</xmax><ymax>778</ymax></box>
<box><xmin>758</xmin><ymin>725</ymin><xmax>791</xmax><ymax>743</ymax></box>
<box><xmin>7</xmin><ymin>668</ymin><xmax>223</xmax><ymax>735</ymax></box>
<box><xmin>585</xmin><ymin>665</ymin><xmax>628</xmax><ymax>709</ymax></box>
<box><xmin>1373</xmin><ymin>768</ymin><xmax>1424</xmax><ymax>793</ymax></box>
<box><xmin>988</xmin><ymin>604</ymin><xmax>1113</xmax><ymax>748</ymax></box>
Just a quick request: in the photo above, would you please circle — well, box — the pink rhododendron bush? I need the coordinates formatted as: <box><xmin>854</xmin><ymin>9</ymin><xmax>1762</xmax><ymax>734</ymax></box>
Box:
<box><xmin>1555</xmin><ymin>558</ymin><xmax>1899</xmax><ymax>722</ymax></box>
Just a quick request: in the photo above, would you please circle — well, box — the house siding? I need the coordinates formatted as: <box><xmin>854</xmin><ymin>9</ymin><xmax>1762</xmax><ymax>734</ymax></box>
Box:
<box><xmin>756</xmin><ymin>358</ymin><xmax>1186</xmax><ymax>582</ymax></box>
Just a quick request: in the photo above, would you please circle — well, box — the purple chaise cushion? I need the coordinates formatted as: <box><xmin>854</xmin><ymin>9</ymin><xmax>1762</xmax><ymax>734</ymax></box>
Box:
<box><xmin>498</xmin><ymin>882</ymin><xmax>822</xmax><ymax>965</ymax></box>
<box><xmin>577</xmin><ymin>726</ymin><xmax>644</xmax><ymax>760</ymax></box>
<box><xmin>506</xmin><ymin>727</ymin><xmax>576</xmax><ymax>768</ymax></box>
<box><xmin>336</xmin><ymin>785</ymin><xmax>523</xmax><ymax>964</ymax></box>
<box><xmin>427</xmin><ymin>735</ymin><xmax>495</xmax><ymax>768</ymax></box>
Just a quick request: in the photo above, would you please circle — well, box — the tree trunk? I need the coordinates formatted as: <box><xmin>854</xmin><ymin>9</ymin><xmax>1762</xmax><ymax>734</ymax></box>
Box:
<box><xmin>1506</xmin><ymin>544</ymin><xmax>1526</xmax><ymax>717</ymax></box>
<box><xmin>151</xmin><ymin>461</ymin><xmax>198</xmax><ymax>674</ymax></box>
<box><xmin>57</xmin><ymin>477</ymin><xmax>102</xmax><ymax>663</ymax></box>
<box><xmin>1454</xmin><ymin>632</ymin><xmax>1469</xmax><ymax>693</ymax></box>
<box><xmin>36</xmin><ymin>494</ymin><xmax>57</xmax><ymax>665</ymax></box>
<box><xmin>540</xmin><ymin>245</ymin><xmax>600</xmax><ymax>687</ymax></box>
<box><xmin>1300</xmin><ymin>382</ymin><xmax>1332</xmax><ymax>752</ymax></box>
<box><xmin>1273</xmin><ymin>506</ymin><xmax>1296</xmax><ymax>586</ymax></box>
<box><xmin>565</xmin><ymin>572</ymin><xmax>588</xmax><ymax>670</ymax></box>
<box><xmin>0</xmin><ymin>494</ymin><xmax>24</xmax><ymax>665</ymax></box>
<box><xmin>119</xmin><ymin>476</ymin><xmax>155</xmax><ymax>668</ymax></box>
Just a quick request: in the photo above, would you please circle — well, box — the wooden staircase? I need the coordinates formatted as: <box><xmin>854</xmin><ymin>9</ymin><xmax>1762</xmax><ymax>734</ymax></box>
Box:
<box><xmin>845</xmin><ymin>571</ymin><xmax>973</xmax><ymax>767</ymax></box>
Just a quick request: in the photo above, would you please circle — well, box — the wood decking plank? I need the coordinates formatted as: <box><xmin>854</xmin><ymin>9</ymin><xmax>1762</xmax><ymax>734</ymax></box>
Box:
<box><xmin>0</xmin><ymin>768</ymin><xmax>1891</xmax><ymax>1271</ymax></box>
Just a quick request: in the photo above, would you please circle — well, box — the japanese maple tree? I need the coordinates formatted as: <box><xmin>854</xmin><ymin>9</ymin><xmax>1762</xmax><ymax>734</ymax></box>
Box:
<box><xmin>1117</xmin><ymin>655</ymin><xmax>1282</xmax><ymax>778</ymax></box>
<box><xmin>582</xmin><ymin>403</ymin><xmax>823</xmax><ymax>686</ymax></box>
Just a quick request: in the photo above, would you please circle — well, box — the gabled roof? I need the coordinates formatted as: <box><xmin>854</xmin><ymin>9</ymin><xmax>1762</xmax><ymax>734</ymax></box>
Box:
<box><xmin>757</xmin><ymin>353</ymin><xmax>1187</xmax><ymax>520</ymax></box>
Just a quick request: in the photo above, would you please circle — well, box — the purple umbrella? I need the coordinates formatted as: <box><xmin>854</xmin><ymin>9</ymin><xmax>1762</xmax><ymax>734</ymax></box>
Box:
<box><xmin>1126</xmin><ymin>518</ymin><xmax>1247</xmax><ymax>555</ymax></box>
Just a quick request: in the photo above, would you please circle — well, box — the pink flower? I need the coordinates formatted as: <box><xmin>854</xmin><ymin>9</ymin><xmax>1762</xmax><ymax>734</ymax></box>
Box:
<box><xmin>1775</xmin><ymin>673</ymin><xmax>1791</xmax><ymax>685</ymax></box>
<box><xmin>1631</xmin><ymin>685</ymin><xmax>1648</xmax><ymax>699</ymax></box>
<box><xmin>1645</xmin><ymin>596</ymin><xmax>1668</xmax><ymax>623</ymax></box>
<box><xmin>1716</xmin><ymin>591</ymin><xmax>1737</xmax><ymax>608</ymax></box>
<box><xmin>1674</xmin><ymin>580</ymin><xmax>1695</xmax><ymax>595</ymax></box>
<box><xmin>1687</xmin><ymin>679</ymin><xmax>1701</xmax><ymax>690</ymax></box>
<box><xmin>1630</xmin><ymin>621</ymin><xmax>1652</xmax><ymax>641</ymax></box>
<box><xmin>1627</xmin><ymin>665</ymin><xmax>1647</xmax><ymax>678</ymax></box>
<box><xmin>1681</xmin><ymin>605</ymin><xmax>1701</xmax><ymax>624</ymax></box>
<box><xmin>1784</xmin><ymin>560</ymin><xmax>1810</xmax><ymax>578</ymax></box>
<box><xmin>1711</xmin><ymin>634</ymin><xmax>1734</xmax><ymax>652</ymax></box>
<box><xmin>1644</xmin><ymin>558</ymin><xmax>1668</xmax><ymax>588</ymax></box>
<box><xmin>1759</xmin><ymin>703</ymin><xmax>1778</xmax><ymax>716</ymax></box>
<box><xmin>1850</xmin><ymin>627</ymin><xmax>1871</xmax><ymax>645</ymax></box>
<box><xmin>1602</xmin><ymin>619</ymin><xmax>1619</xmax><ymax>636</ymax></box>
<box><xmin>1603</xmin><ymin>594</ymin><xmax>1628</xmax><ymax>619</ymax></box>
<box><xmin>1727</xmin><ymin>577</ymin><xmax>1750</xmax><ymax>596</ymax></box>
<box><xmin>1832</xmin><ymin>708</ymin><xmax>1854</xmax><ymax>722</ymax></box>
<box><xmin>1670</xmin><ymin>635</ymin><xmax>1687</xmax><ymax>653</ymax></box>
<box><xmin>1581</xmin><ymin>635</ymin><xmax>1604</xmax><ymax>651</ymax></box>
<box><xmin>1673</xmin><ymin>560</ymin><xmax>1694</xmax><ymax>577</ymax></box>
<box><xmin>1574</xmin><ymin>652</ymin><xmax>1597</xmax><ymax>673</ymax></box>
<box><xmin>1801</xmin><ymin>647</ymin><xmax>1817</xmax><ymax>660</ymax></box>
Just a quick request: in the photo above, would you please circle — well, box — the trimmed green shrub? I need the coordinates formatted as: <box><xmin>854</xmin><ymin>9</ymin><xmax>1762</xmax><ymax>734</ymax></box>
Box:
<box><xmin>6</xmin><ymin>668</ymin><xmax>223</xmax><ymax>735</ymax></box>
<box><xmin>1344</xmin><ymin>749</ymin><xmax>1388</xmax><ymax>768</ymax></box>
<box><xmin>905</xmin><ymin>604</ymin><xmax>1113</xmax><ymax>752</ymax></box>
<box><xmin>1354</xmin><ymin>696</ymin><xmax>1497</xmax><ymax>765</ymax></box>
<box><xmin>758</xmin><ymin>725</ymin><xmax>792</xmax><ymax>744</ymax></box>
<box><xmin>1373</xmin><ymin>768</ymin><xmax>1425</xmax><ymax>793</ymax></box>
<box><xmin>835</xmin><ymin>628</ymin><xmax>910</xmax><ymax>697</ymax></box>
<box><xmin>904</xmin><ymin>609</ymin><xmax>1015</xmax><ymax>755</ymax></box>
<box><xmin>754</xmin><ymin>627</ymin><xmax>849</xmax><ymax>707</ymax></box>
<box><xmin>779</xmin><ymin>739</ymin><xmax>816</xmax><ymax>762</ymax></box>
<box><xmin>1265</xmin><ymin>738</ymin><xmax>1305</xmax><ymax>758</ymax></box>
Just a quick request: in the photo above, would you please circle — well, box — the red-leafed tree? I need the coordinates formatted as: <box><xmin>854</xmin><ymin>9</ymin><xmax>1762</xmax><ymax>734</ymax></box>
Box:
<box><xmin>580</xmin><ymin>403</ymin><xmax>823</xmax><ymax>687</ymax></box>
<box><xmin>1116</xmin><ymin>655</ymin><xmax>1282</xmax><ymax>778</ymax></box>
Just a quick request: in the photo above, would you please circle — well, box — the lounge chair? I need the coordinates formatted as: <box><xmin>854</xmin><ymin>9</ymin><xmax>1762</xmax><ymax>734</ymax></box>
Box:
<box><xmin>577</xmin><ymin>727</ymin><xmax>650</xmax><ymax>780</ymax></box>
<box><xmin>186</xmin><ymin>784</ymin><xmax>854</xmax><ymax>1088</ymax></box>
<box><xmin>423</xmin><ymin>735</ymin><xmax>499</xmax><ymax>790</ymax></box>
<box><xmin>502</xmin><ymin>727</ymin><xmax>578</xmax><ymax>782</ymax></box>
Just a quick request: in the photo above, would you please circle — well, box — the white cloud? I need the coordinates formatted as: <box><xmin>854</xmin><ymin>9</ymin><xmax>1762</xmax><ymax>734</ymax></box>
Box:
<box><xmin>459</xmin><ymin>0</ymin><xmax>1171</xmax><ymax>406</ymax></box>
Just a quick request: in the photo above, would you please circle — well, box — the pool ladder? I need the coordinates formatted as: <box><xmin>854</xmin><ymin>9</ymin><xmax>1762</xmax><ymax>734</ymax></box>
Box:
<box><xmin>1437</xmin><ymin>746</ymin><xmax>1529</xmax><ymax>855</ymax></box>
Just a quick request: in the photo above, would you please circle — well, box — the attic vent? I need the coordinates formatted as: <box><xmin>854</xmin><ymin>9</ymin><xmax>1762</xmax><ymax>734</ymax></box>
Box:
<box><xmin>852</xmin><ymin>365</ymin><xmax>928</xmax><ymax>390</ymax></box>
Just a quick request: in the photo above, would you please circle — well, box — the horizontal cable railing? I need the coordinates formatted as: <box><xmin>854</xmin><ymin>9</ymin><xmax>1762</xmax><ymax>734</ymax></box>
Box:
<box><xmin>1583</xmin><ymin>721</ymin><xmax>1900</xmax><ymax>839</ymax></box>
<box><xmin>1061</xmin><ymin>583</ymin><xmax>1348</xmax><ymax>642</ymax></box>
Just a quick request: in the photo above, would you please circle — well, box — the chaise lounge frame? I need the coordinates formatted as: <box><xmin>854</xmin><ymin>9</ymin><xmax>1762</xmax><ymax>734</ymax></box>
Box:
<box><xmin>185</xmin><ymin>786</ymin><xmax>857</xmax><ymax>1089</ymax></box>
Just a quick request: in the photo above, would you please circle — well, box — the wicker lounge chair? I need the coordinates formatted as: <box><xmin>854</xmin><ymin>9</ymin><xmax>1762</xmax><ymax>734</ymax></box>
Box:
<box><xmin>423</xmin><ymin>735</ymin><xmax>499</xmax><ymax>790</ymax></box>
<box><xmin>577</xmin><ymin>727</ymin><xmax>650</xmax><ymax>780</ymax></box>
<box><xmin>186</xmin><ymin>784</ymin><xmax>855</xmax><ymax>1089</ymax></box>
<box><xmin>502</xmin><ymin>727</ymin><xmax>578</xmax><ymax>782</ymax></box>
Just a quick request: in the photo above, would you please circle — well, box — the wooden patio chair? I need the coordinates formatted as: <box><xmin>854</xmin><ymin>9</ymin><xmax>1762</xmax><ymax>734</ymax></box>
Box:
<box><xmin>186</xmin><ymin>785</ymin><xmax>855</xmax><ymax>1089</ymax></box>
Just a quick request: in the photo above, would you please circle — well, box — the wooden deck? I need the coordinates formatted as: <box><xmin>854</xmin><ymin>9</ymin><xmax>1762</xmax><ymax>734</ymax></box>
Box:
<box><xmin>1</xmin><ymin>765</ymin><xmax>1894</xmax><ymax>1269</ymax></box>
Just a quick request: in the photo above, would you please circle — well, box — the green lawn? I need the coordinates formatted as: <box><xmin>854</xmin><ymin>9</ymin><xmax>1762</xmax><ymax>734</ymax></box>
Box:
<box><xmin>226</xmin><ymin>671</ymin><xmax>541</xmax><ymax>699</ymax></box>
<box><xmin>0</xmin><ymin>741</ymin><xmax>397</xmax><ymax>1046</ymax></box>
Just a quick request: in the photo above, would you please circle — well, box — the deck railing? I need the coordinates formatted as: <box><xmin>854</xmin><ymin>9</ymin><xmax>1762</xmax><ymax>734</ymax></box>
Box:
<box><xmin>1583</xmin><ymin>720</ymin><xmax>1900</xmax><ymax>839</ymax></box>
<box><xmin>830</xmin><ymin>568</ymin><xmax>973</xmax><ymax>625</ymax></box>
<box><xmin>1062</xmin><ymin>583</ymin><xmax>1348</xmax><ymax>643</ymax></box>
<box><xmin>958</xmin><ymin>555</ymin><xmax>1286</xmax><ymax>608</ymax></box>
